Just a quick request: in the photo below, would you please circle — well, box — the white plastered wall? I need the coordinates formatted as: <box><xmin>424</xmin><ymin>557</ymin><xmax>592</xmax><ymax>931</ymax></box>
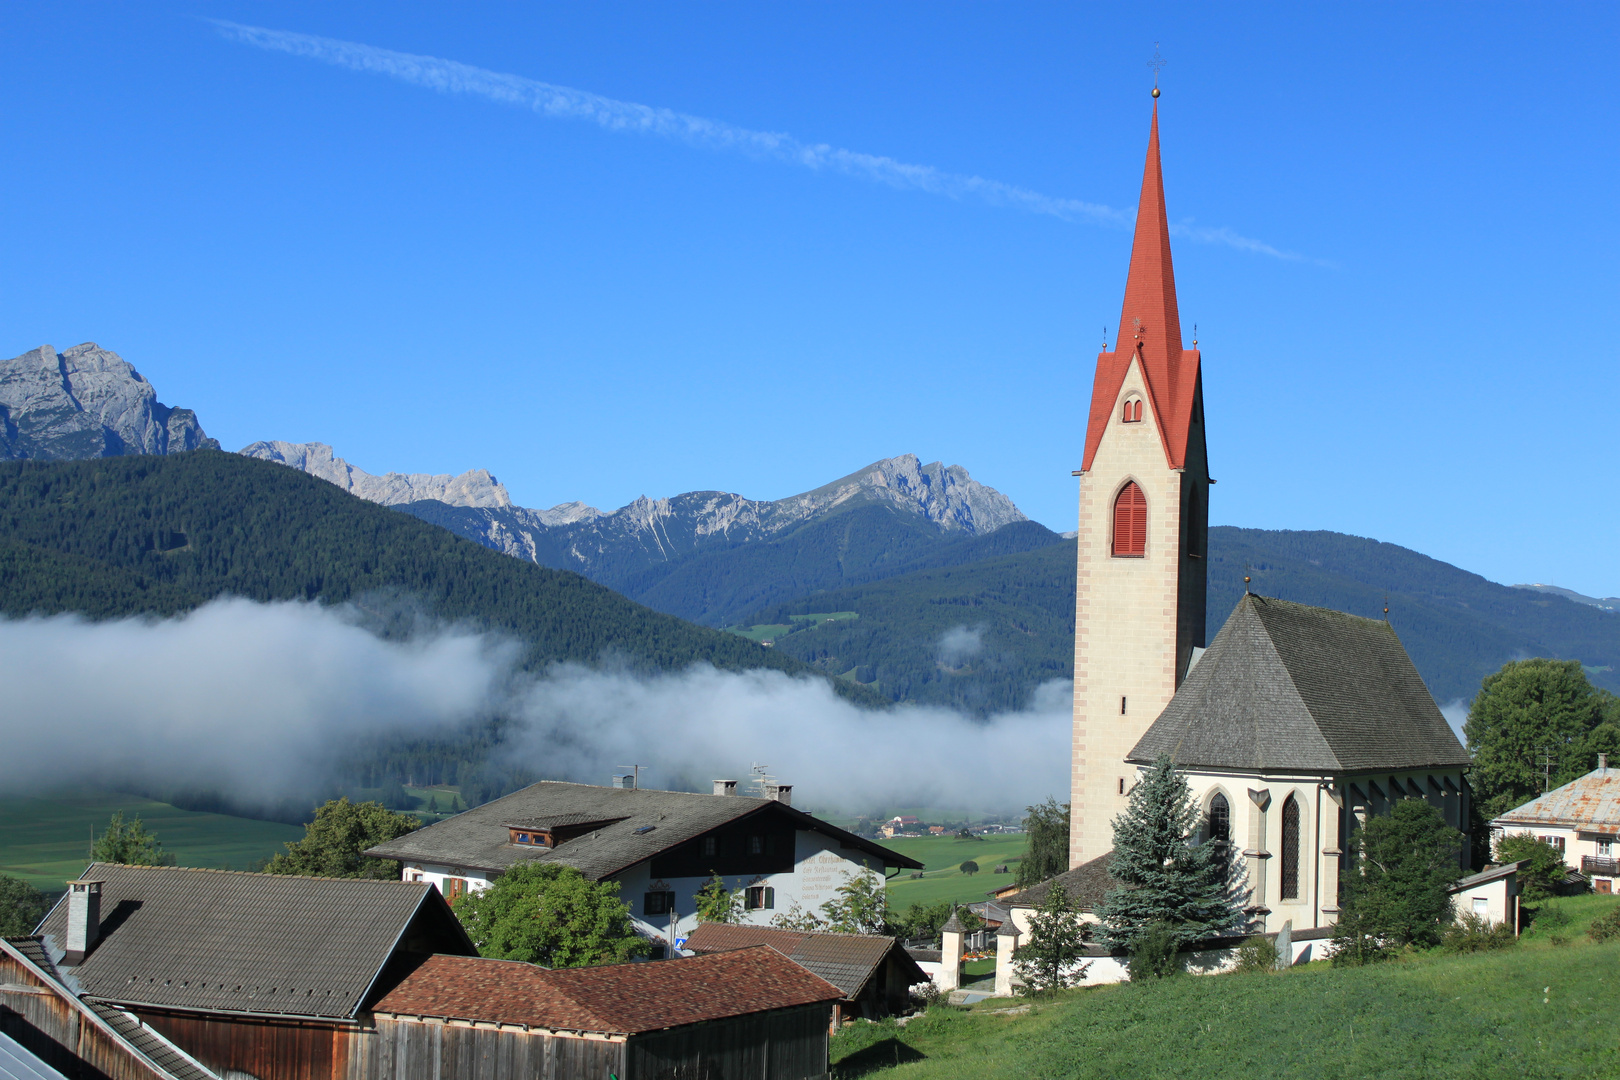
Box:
<box><xmin>1072</xmin><ymin>355</ymin><xmax>1188</xmax><ymax>868</ymax></box>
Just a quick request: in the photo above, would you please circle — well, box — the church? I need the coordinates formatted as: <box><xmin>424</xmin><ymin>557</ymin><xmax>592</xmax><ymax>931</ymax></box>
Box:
<box><xmin>1040</xmin><ymin>92</ymin><xmax>1473</xmax><ymax>938</ymax></box>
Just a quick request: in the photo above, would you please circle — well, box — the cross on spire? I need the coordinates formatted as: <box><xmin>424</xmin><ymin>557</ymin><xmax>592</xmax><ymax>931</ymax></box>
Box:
<box><xmin>1148</xmin><ymin>43</ymin><xmax>1166</xmax><ymax>92</ymax></box>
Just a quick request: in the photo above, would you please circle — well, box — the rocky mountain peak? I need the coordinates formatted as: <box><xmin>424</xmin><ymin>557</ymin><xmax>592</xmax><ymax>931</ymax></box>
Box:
<box><xmin>239</xmin><ymin>441</ymin><xmax>514</xmax><ymax>509</ymax></box>
<box><xmin>0</xmin><ymin>343</ymin><xmax>218</xmax><ymax>460</ymax></box>
<box><xmin>793</xmin><ymin>453</ymin><xmax>1027</xmax><ymax>534</ymax></box>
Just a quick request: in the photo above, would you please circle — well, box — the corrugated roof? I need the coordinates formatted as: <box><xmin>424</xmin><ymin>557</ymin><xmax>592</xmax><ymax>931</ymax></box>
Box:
<box><xmin>1</xmin><ymin>938</ymin><xmax>220</xmax><ymax>1080</ymax></box>
<box><xmin>680</xmin><ymin>924</ymin><xmax>923</xmax><ymax>999</ymax></box>
<box><xmin>365</xmin><ymin>781</ymin><xmax>920</xmax><ymax>878</ymax></box>
<box><xmin>0</xmin><ymin>1030</ymin><xmax>68</xmax><ymax>1080</ymax></box>
<box><xmin>997</xmin><ymin>853</ymin><xmax>1117</xmax><ymax>912</ymax></box>
<box><xmin>34</xmin><ymin>864</ymin><xmax>473</xmax><ymax>1020</ymax></box>
<box><xmin>373</xmin><ymin>948</ymin><xmax>842</xmax><ymax>1035</ymax></box>
<box><xmin>1128</xmin><ymin>595</ymin><xmax>1472</xmax><ymax>773</ymax></box>
<box><xmin>1492</xmin><ymin>767</ymin><xmax>1620</xmax><ymax>831</ymax></box>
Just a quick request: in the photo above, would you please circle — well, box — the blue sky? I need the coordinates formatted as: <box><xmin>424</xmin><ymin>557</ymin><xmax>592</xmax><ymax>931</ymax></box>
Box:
<box><xmin>2</xmin><ymin>3</ymin><xmax>1615</xmax><ymax>596</ymax></box>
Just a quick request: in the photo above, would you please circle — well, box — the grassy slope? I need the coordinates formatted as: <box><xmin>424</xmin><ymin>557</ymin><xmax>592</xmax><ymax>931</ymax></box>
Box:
<box><xmin>833</xmin><ymin>925</ymin><xmax>1620</xmax><ymax>1079</ymax></box>
<box><xmin>0</xmin><ymin>791</ymin><xmax>302</xmax><ymax>893</ymax></box>
<box><xmin>882</xmin><ymin>836</ymin><xmax>1027</xmax><ymax>908</ymax></box>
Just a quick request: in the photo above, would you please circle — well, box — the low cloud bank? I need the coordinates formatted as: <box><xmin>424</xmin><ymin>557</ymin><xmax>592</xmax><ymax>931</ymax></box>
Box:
<box><xmin>0</xmin><ymin>598</ymin><xmax>1068</xmax><ymax>813</ymax></box>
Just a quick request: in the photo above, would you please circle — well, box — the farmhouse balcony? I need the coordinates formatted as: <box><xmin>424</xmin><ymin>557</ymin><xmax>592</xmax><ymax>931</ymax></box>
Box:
<box><xmin>1580</xmin><ymin>855</ymin><xmax>1619</xmax><ymax>876</ymax></box>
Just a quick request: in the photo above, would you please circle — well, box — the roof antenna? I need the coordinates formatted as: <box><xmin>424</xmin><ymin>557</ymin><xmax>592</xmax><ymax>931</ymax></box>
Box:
<box><xmin>1148</xmin><ymin>43</ymin><xmax>1166</xmax><ymax>99</ymax></box>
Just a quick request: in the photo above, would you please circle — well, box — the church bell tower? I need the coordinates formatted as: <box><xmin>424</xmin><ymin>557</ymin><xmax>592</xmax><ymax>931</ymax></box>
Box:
<box><xmin>1070</xmin><ymin>97</ymin><xmax>1210</xmax><ymax>868</ymax></box>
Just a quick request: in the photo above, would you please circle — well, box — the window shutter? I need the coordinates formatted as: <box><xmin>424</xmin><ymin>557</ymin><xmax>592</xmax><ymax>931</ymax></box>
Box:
<box><xmin>1113</xmin><ymin>483</ymin><xmax>1147</xmax><ymax>556</ymax></box>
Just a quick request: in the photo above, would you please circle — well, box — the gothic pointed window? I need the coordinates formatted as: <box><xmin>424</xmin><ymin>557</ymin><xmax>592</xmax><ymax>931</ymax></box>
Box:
<box><xmin>1280</xmin><ymin>794</ymin><xmax>1301</xmax><ymax>901</ymax></box>
<box><xmin>1112</xmin><ymin>482</ymin><xmax>1147</xmax><ymax>557</ymax></box>
<box><xmin>1208</xmin><ymin>792</ymin><xmax>1230</xmax><ymax>846</ymax></box>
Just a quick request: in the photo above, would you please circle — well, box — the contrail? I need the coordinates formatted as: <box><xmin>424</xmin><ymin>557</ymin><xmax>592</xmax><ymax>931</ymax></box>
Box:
<box><xmin>213</xmin><ymin>21</ymin><xmax>1307</xmax><ymax>260</ymax></box>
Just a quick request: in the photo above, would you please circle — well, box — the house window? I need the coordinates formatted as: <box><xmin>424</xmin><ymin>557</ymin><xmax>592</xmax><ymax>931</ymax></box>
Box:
<box><xmin>1538</xmin><ymin>835</ymin><xmax>1566</xmax><ymax>854</ymax></box>
<box><xmin>644</xmin><ymin>891</ymin><xmax>676</xmax><ymax>916</ymax></box>
<box><xmin>1118</xmin><ymin>777</ymin><xmax>1126</xmax><ymax>795</ymax></box>
<box><xmin>1207</xmin><ymin>792</ymin><xmax>1230</xmax><ymax>846</ymax></box>
<box><xmin>1112</xmin><ymin>482</ymin><xmax>1147</xmax><ymax>557</ymax></box>
<box><xmin>744</xmin><ymin>886</ymin><xmax>775</xmax><ymax>910</ymax></box>
<box><xmin>702</xmin><ymin>836</ymin><xmax>717</xmax><ymax>858</ymax></box>
<box><xmin>1280</xmin><ymin>795</ymin><xmax>1301</xmax><ymax>901</ymax></box>
<box><xmin>748</xmin><ymin>835</ymin><xmax>764</xmax><ymax>856</ymax></box>
<box><xmin>1121</xmin><ymin>696</ymin><xmax>1127</xmax><ymax>715</ymax></box>
<box><xmin>443</xmin><ymin>877</ymin><xmax>467</xmax><ymax>903</ymax></box>
<box><xmin>1472</xmin><ymin>896</ymin><xmax>1489</xmax><ymax>916</ymax></box>
<box><xmin>1598</xmin><ymin>838</ymin><xmax>1613</xmax><ymax>857</ymax></box>
<box><xmin>1122</xmin><ymin>398</ymin><xmax>1143</xmax><ymax>423</ymax></box>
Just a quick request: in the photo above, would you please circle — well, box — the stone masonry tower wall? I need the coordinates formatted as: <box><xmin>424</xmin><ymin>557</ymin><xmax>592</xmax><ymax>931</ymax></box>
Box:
<box><xmin>1070</xmin><ymin>102</ymin><xmax>1210</xmax><ymax>869</ymax></box>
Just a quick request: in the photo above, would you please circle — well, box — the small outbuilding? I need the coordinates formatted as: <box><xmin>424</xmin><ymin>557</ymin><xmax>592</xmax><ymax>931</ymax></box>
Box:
<box><xmin>681</xmin><ymin>923</ymin><xmax>927</xmax><ymax>1023</ymax></box>
<box><xmin>1446</xmin><ymin>861</ymin><xmax>1524</xmax><ymax>931</ymax></box>
<box><xmin>370</xmin><ymin>947</ymin><xmax>842</xmax><ymax>1080</ymax></box>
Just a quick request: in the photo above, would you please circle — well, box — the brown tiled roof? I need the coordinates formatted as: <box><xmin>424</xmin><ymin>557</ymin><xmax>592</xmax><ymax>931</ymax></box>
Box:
<box><xmin>681</xmin><ymin>924</ymin><xmax>925</xmax><ymax>999</ymax></box>
<box><xmin>34</xmin><ymin>863</ymin><xmax>474</xmax><ymax>1020</ymax></box>
<box><xmin>373</xmin><ymin>948</ymin><xmax>842</xmax><ymax>1035</ymax></box>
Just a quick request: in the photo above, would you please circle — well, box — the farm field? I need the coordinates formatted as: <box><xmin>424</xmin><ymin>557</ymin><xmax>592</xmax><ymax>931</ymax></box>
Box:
<box><xmin>0</xmin><ymin>791</ymin><xmax>304</xmax><ymax>893</ymax></box>
<box><xmin>882</xmin><ymin>835</ymin><xmax>1025</xmax><ymax>908</ymax></box>
<box><xmin>831</xmin><ymin>903</ymin><xmax>1620</xmax><ymax>1080</ymax></box>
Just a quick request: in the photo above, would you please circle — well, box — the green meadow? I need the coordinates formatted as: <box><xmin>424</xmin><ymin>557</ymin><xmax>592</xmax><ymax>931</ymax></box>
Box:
<box><xmin>882</xmin><ymin>834</ymin><xmax>1025</xmax><ymax>908</ymax></box>
<box><xmin>0</xmin><ymin>791</ymin><xmax>303</xmax><ymax>893</ymax></box>
<box><xmin>832</xmin><ymin>899</ymin><xmax>1620</xmax><ymax>1080</ymax></box>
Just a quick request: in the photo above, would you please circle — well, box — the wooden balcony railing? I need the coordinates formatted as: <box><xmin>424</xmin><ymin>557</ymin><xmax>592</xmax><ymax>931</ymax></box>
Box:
<box><xmin>1580</xmin><ymin>855</ymin><xmax>1619</xmax><ymax>876</ymax></box>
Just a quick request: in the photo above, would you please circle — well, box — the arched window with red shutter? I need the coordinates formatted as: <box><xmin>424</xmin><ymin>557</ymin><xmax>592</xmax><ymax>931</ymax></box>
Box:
<box><xmin>1112</xmin><ymin>482</ymin><xmax>1147</xmax><ymax>557</ymax></box>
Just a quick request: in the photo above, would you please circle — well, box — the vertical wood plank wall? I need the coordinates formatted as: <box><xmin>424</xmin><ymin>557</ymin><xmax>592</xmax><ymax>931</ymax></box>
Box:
<box><xmin>138</xmin><ymin>1012</ymin><xmax>345</xmax><ymax>1080</ymax></box>
<box><xmin>0</xmin><ymin>954</ymin><xmax>170</xmax><ymax>1080</ymax></box>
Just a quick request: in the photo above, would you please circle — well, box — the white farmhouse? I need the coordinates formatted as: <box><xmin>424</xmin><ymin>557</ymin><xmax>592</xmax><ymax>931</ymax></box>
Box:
<box><xmin>1490</xmin><ymin>757</ymin><xmax>1618</xmax><ymax>894</ymax></box>
<box><xmin>364</xmin><ymin>780</ymin><xmax>921</xmax><ymax>955</ymax></box>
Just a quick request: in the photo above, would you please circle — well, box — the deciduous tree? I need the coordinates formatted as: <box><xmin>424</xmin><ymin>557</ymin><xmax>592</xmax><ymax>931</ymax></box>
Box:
<box><xmin>1331</xmin><ymin>799</ymin><xmax>1464</xmax><ymax>963</ymax></box>
<box><xmin>264</xmin><ymin>798</ymin><xmax>418</xmax><ymax>879</ymax></box>
<box><xmin>90</xmin><ymin>813</ymin><xmax>171</xmax><ymax>866</ymax></box>
<box><xmin>1012</xmin><ymin>882</ymin><xmax>1090</xmax><ymax>995</ymax></box>
<box><xmin>0</xmin><ymin>875</ymin><xmax>47</xmax><ymax>936</ymax></box>
<box><xmin>1465</xmin><ymin>659</ymin><xmax>1619</xmax><ymax>818</ymax></box>
<box><xmin>1494</xmin><ymin>834</ymin><xmax>1569</xmax><ymax>903</ymax></box>
<box><xmin>452</xmin><ymin>863</ymin><xmax>648</xmax><ymax>967</ymax></box>
<box><xmin>821</xmin><ymin>871</ymin><xmax>888</xmax><ymax>934</ymax></box>
<box><xmin>1014</xmin><ymin>798</ymin><xmax>1070</xmax><ymax>888</ymax></box>
<box><xmin>1095</xmin><ymin>756</ymin><xmax>1245</xmax><ymax>950</ymax></box>
<box><xmin>693</xmin><ymin>873</ymin><xmax>742</xmax><ymax>924</ymax></box>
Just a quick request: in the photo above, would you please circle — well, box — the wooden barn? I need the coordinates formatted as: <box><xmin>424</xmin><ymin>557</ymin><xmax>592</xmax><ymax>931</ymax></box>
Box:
<box><xmin>681</xmin><ymin>923</ymin><xmax>926</xmax><ymax>1024</ymax></box>
<box><xmin>0</xmin><ymin>937</ymin><xmax>220</xmax><ymax>1080</ymax></box>
<box><xmin>31</xmin><ymin>864</ymin><xmax>475</xmax><ymax>1080</ymax></box>
<box><xmin>367</xmin><ymin>947</ymin><xmax>843</xmax><ymax>1080</ymax></box>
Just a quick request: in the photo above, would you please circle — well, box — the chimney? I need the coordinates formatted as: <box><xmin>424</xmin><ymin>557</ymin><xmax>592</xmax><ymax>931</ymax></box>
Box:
<box><xmin>768</xmin><ymin>784</ymin><xmax>793</xmax><ymax>806</ymax></box>
<box><xmin>63</xmin><ymin>879</ymin><xmax>103</xmax><ymax>965</ymax></box>
<box><xmin>712</xmin><ymin>780</ymin><xmax>737</xmax><ymax>797</ymax></box>
<box><xmin>1601</xmin><ymin>753</ymin><xmax>1609</xmax><ymax>774</ymax></box>
<box><xmin>612</xmin><ymin>774</ymin><xmax>636</xmax><ymax>790</ymax></box>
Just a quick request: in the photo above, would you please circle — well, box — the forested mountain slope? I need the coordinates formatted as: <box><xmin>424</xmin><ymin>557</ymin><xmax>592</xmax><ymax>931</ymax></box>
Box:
<box><xmin>0</xmin><ymin>452</ymin><xmax>852</xmax><ymax>684</ymax></box>
<box><xmin>746</xmin><ymin>527</ymin><xmax>1619</xmax><ymax>713</ymax></box>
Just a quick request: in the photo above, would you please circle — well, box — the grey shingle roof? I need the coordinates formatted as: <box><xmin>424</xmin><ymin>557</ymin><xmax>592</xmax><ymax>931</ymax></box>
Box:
<box><xmin>997</xmin><ymin>853</ymin><xmax>1117</xmax><ymax>912</ymax></box>
<box><xmin>34</xmin><ymin>864</ymin><xmax>473</xmax><ymax>1020</ymax></box>
<box><xmin>1491</xmin><ymin>767</ymin><xmax>1620</xmax><ymax>831</ymax></box>
<box><xmin>1128</xmin><ymin>595</ymin><xmax>1472</xmax><ymax>773</ymax></box>
<box><xmin>680</xmin><ymin>924</ymin><xmax>924</xmax><ymax>999</ymax></box>
<box><xmin>365</xmin><ymin>781</ymin><xmax>920</xmax><ymax>878</ymax></box>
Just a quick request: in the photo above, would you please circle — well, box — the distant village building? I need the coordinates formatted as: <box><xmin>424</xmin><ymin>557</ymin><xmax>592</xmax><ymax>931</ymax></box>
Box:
<box><xmin>364</xmin><ymin>780</ymin><xmax>920</xmax><ymax>954</ymax></box>
<box><xmin>1490</xmin><ymin>756</ymin><xmax>1618</xmax><ymax>893</ymax></box>
<box><xmin>682</xmin><ymin>923</ymin><xmax>926</xmax><ymax>1025</ymax></box>
<box><xmin>1050</xmin><ymin>94</ymin><xmax>1476</xmax><ymax>945</ymax></box>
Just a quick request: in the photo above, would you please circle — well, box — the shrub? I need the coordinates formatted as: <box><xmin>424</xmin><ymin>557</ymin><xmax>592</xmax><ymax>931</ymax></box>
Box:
<box><xmin>1232</xmin><ymin>934</ymin><xmax>1280</xmax><ymax>974</ymax></box>
<box><xmin>1532</xmin><ymin>903</ymin><xmax>1571</xmax><ymax>932</ymax></box>
<box><xmin>1588</xmin><ymin>905</ymin><xmax>1620</xmax><ymax>943</ymax></box>
<box><xmin>1128</xmin><ymin>921</ymin><xmax>1182</xmax><ymax>981</ymax></box>
<box><xmin>1442</xmin><ymin>913</ymin><xmax>1515</xmax><ymax>953</ymax></box>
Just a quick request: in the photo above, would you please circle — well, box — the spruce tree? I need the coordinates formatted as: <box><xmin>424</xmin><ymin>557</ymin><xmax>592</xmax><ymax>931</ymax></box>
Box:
<box><xmin>1095</xmin><ymin>755</ymin><xmax>1245</xmax><ymax>950</ymax></box>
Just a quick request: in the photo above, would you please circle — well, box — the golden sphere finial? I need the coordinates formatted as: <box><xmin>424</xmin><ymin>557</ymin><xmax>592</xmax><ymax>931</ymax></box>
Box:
<box><xmin>1151</xmin><ymin>86</ymin><xmax>1160</xmax><ymax>99</ymax></box>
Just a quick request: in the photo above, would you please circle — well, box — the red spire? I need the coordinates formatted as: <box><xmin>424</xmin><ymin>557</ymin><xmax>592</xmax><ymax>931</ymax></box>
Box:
<box><xmin>1081</xmin><ymin>101</ymin><xmax>1201</xmax><ymax>473</ymax></box>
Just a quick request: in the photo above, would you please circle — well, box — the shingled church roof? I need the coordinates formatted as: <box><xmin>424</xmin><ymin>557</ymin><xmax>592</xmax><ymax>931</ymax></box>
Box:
<box><xmin>1128</xmin><ymin>594</ymin><xmax>1471</xmax><ymax>774</ymax></box>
